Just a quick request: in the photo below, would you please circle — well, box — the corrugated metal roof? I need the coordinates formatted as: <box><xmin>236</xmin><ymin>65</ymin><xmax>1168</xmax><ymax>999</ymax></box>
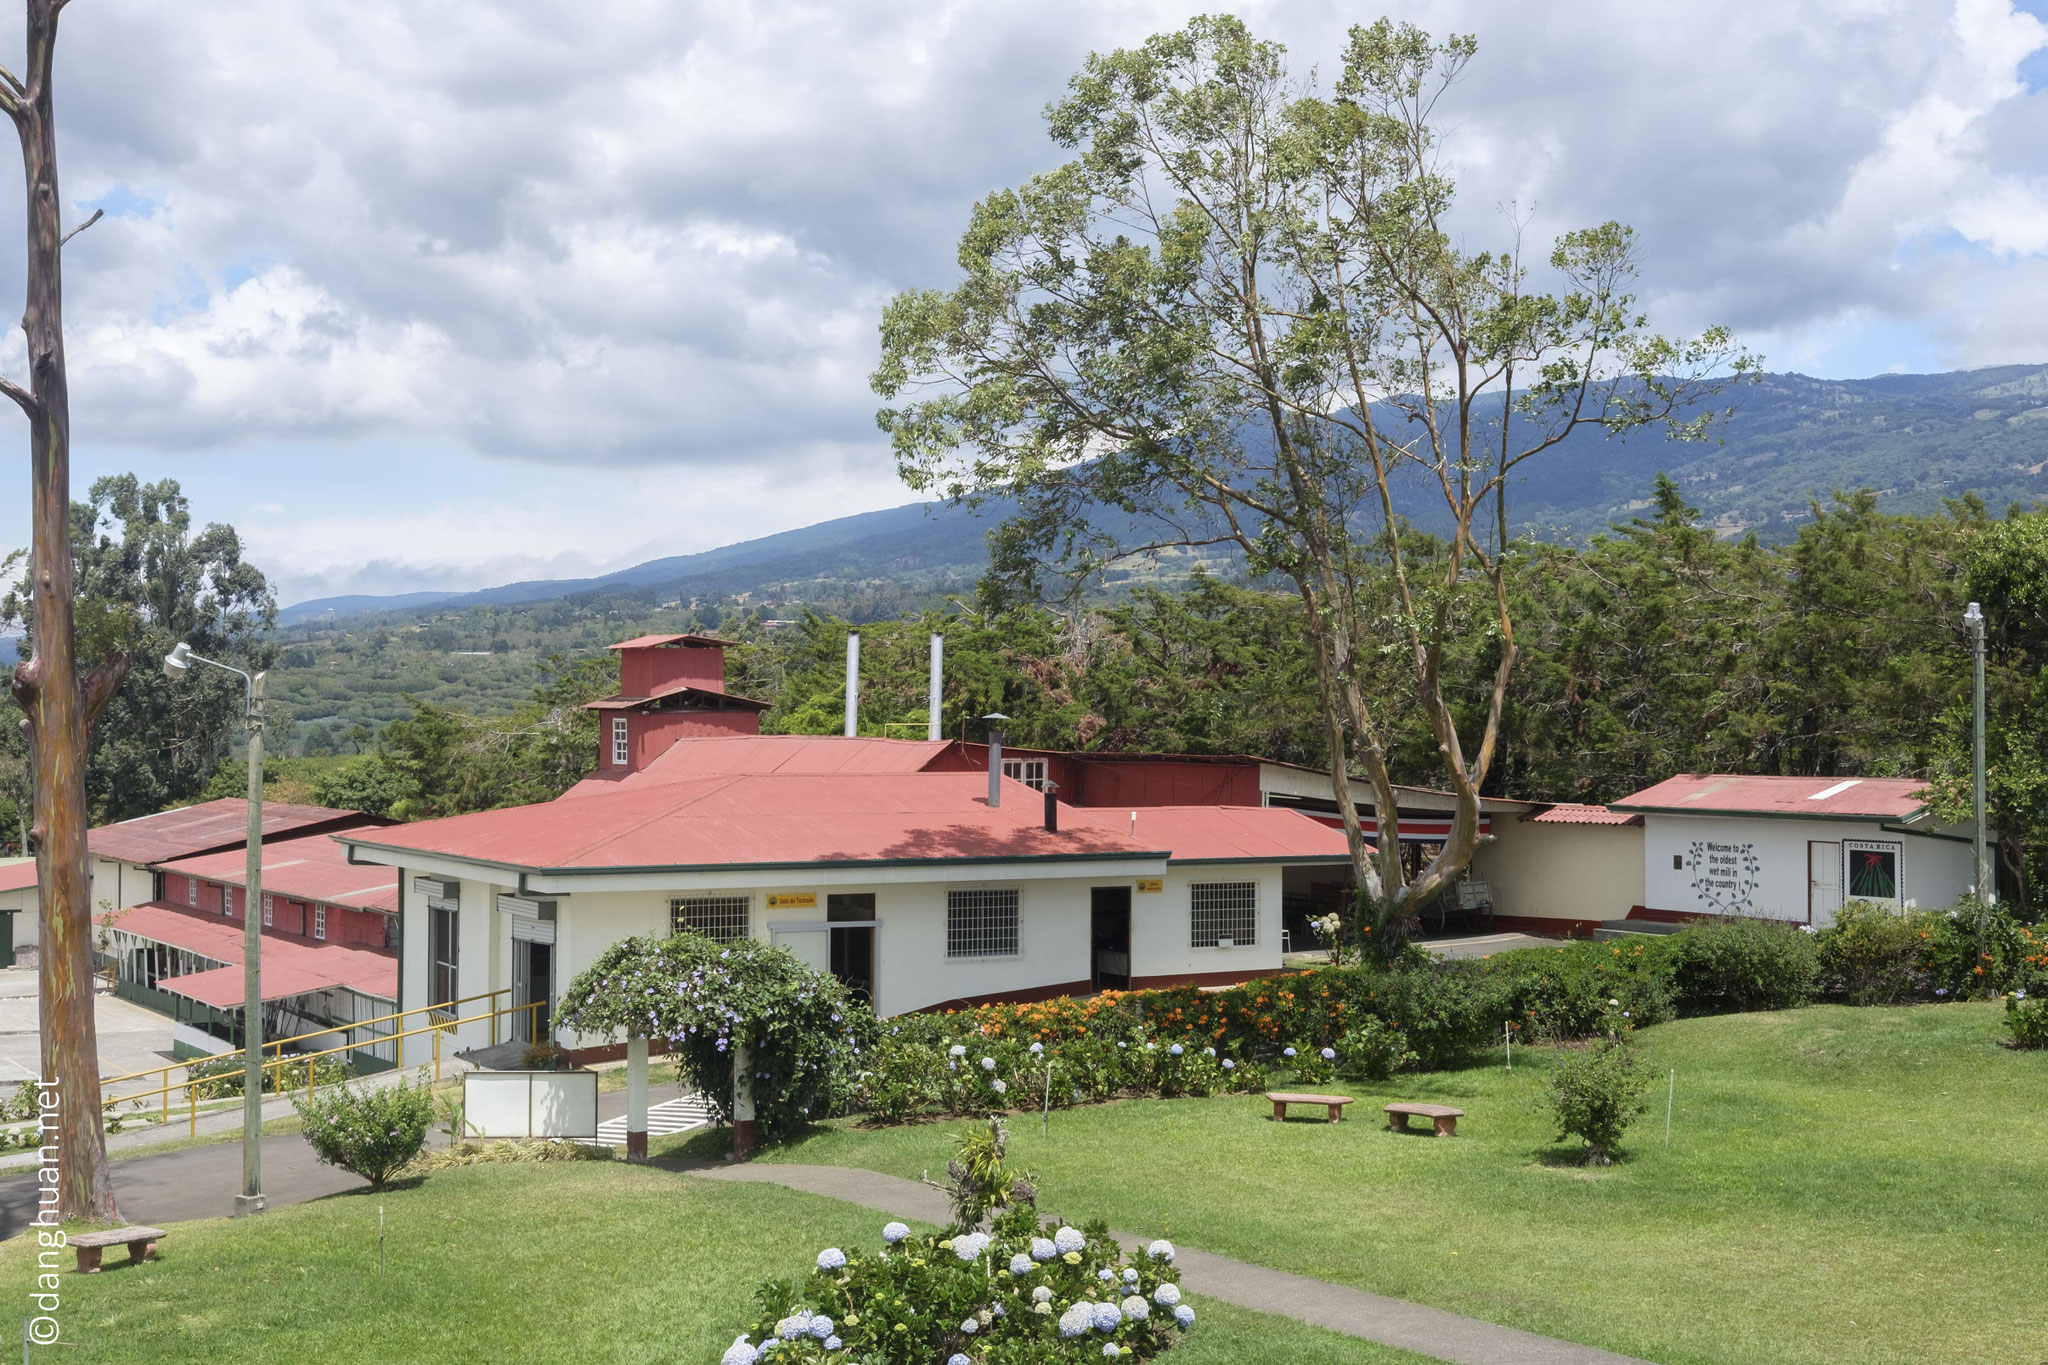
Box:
<box><xmin>561</xmin><ymin>735</ymin><xmax>955</xmax><ymax>800</ymax></box>
<box><xmin>606</xmin><ymin>634</ymin><xmax>737</xmax><ymax>650</ymax></box>
<box><xmin>1526</xmin><ymin>803</ymin><xmax>1644</xmax><ymax>827</ymax></box>
<box><xmin>1612</xmin><ymin>774</ymin><xmax>1930</xmax><ymax>819</ymax></box>
<box><xmin>344</xmin><ymin>771</ymin><xmax>1163</xmax><ymax>872</ymax></box>
<box><xmin>0</xmin><ymin>860</ymin><xmax>35</xmax><ymax>894</ymax></box>
<box><xmin>87</xmin><ymin>800</ymin><xmax>379</xmax><ymax>867</ymax></box>
<box><xmin>583</xmin><ymin>682</ymin><xmax>773</xmax><ymax>712</ymax></box>
<box><xmin>1073</xmin><ymin>806</ymin><xmax>1353</xmax><ymax>862</ymax></box>
<box><xmin>158</xmin><ymin>832</ymin><xmax>398</xmax><ymax>912</ymax></box>
<box><xmin>98</xmin><ymin>901</ymin><xmax>396</xmax><ymax>1004</ymax></box>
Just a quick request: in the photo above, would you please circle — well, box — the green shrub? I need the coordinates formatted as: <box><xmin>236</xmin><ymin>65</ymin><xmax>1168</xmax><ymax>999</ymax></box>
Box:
<box><xmin>1333</xmin><ymin>1016</ymin><xmax>1417</xmax><ymax>1081</ymax></box>
<box><xmin>1670</xmin><ymin>916</ymin><xmax>1819</xmax><ymax>1012</ymax></box>
<box><xmin>2006</xmin><ymin>991</ymin><xmax>2047</xmax><ymax>1048</ymax></box>
<box><xmin>293</xmin><ymin>1077</ymin><xmax>434</xmax><ymax>1187</ymax></box>
<box><xmin>1922</xmin><ymin>900</ymin><xmax>2043</xmax><ymax>999</ymax></box>
<box><xmin>1475</xmin><ymin>940</ymin><xmax>1675</xmax><ymax>1041</ymax></box>
<box><xmin>1547</xmin><ymin>1036</ymin><xmax>1651</xmax><ymax>1166</ymax></box>
<box><xmin>186</xmin><ymin>1051</ymin><xmax>349</xmax><ymax>1100</ymax></box>
<box><xmin>1347</xmin><ymin>965</ymin><xmax>1497</xmax><ymax>1068</ymax></box>
<box><xmin>722</xmin><ymin>1193</ymin><xmax>1193</xmax><ymax>1363</ymax></box>
<box><xmin>1817</xmin><ymin>901</ymin><xmax>1928</xmax><ymax>1004</ymax></box>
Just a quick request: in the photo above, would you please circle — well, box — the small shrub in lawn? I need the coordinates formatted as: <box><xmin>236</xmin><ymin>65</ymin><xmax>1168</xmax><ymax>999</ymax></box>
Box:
<box><xmin>1333</xmin><ymin>1016</ymin><xmax>1417</xmax><ymax>1081</ymax></box>
<box><xmin>1670</xmin><ymin>916</ymin><xmax>1819</xmax><ymax>1012</ymax></box>
<box><xmin>293</xmin><ymin>1076</ymin><xmax>434</xmax><ymax>1187</ymax></box>
<box><xmin>2006</xmin><ymin>991</ymin><xmax>2048</xmax><ymax>1049</ymax></box>
<box><xmin>1280</xmin><ymin>1043</ymin><xmax>1337</xmax><ymax>1086</ymax></box>
<box><xmin>1817</xmin><ymin>900</ymin><xmax>1928</xmax><ymax>1004</ymax></box>
<box><xmin>720</xmin><ymin>1193</ymin><xmax>1192</xmax><ymax>1362</ymax></box>
<box><xmin>1547</xmin><ymin>1036</ymin><xmax>1651</xmax><ymax>1166</ymax></box>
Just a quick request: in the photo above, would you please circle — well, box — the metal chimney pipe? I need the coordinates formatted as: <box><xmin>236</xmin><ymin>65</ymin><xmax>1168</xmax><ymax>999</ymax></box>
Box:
<box><xmin>928</xmin><ymin>633</ymin><xmax>944</xmax><ymax>742</ymax></box>
<box><xmin>1043</xmin><ymin>780</ymin><xmax>1059</xmax><ymax>833</ymax></box>
<box><xmin>983</xmin><ymin>713</ymin><xmax>1008</xmax><ymax>807</ymax></box>
<box><xmin>844</xmin><ymin>633</ymin><xmax>860</xmax><ymax>738</ymax></box>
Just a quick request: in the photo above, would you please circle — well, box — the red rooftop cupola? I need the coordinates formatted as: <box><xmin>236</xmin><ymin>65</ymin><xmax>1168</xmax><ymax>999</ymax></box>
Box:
<box><xmin>585</xmin><ymin>635</ymin><xmax>771</xmax><ymax>774</ymax></box>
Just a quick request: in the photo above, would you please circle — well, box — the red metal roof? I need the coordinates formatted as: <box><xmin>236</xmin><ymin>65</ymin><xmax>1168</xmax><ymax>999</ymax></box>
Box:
<box><xmin>560</xmin><ymin>735</ymin><xmax>955</xmax><ymax>799</ymax></box>
<box><xmin>157</xmin><ymin>832</ymin><xmax>398</xmax><ymax>912</ymax></box>
<box><xmin>345</xmin><ymin>771</ymin><xmax>1163</xmax><ymax>871</ymax></box>
<box><xmin>87</xmin><ymin>799</ymin><xmax>380</xmax><ymax>867</ymax></box>
<box><xmin>1526</xmin><ymin>803</ymin><xmax>1643</xmax><ymax>827</ymax></box>
<box><xmin>606</xmin><ymin>634</ymin><xmax>737</xmax><ymax>650</ymax></box>
<box><xmin>583</xmin><ymin>681</ymin><xmax>773</xmax><ymax>712</ymax></box>
<box><xmin>97</xmin><ymin>901</ymin><xmax>396</xmax><ymax>1005</ymax></box>
<box><xmin>1073</xmin><ymin>806</ymin><xmax>1353</xmax><ymax>863</ymax></box>
<box><xmin>1612</xmin><ymin>774</ymin><xmax>1930</xmax><ymax>820</ymax></box>
<box><xmin>0</xmin><ymin>860</ymin><xmax>35</xmax><ymax>895</ymax></box>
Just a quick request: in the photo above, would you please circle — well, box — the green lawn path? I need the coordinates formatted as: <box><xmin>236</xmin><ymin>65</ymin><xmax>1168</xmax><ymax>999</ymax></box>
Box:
<box><xmin>0</xmin><ymin>1162</ymin><xmax>1433</xmax><ymax>1364</ymax></box>
<box><xmin>735</xmin><ymin>1002</ymin><xmax>2044</xmax><ymax>1365</ymax></box>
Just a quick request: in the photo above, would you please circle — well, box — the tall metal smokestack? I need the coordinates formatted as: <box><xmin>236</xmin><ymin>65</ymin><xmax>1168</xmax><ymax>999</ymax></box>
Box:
<box><xmin>928</xmin><ymin>633</ymin><xmax>944</xmax><ymax>742</ymax></box>
<box><xmin>844</xmin><ymin>633</ymin><xmax>860</xmax><ymax>738</ymax></box>
<box><xmin>983</xmin><ymin>713</ymin><xmax>1008</xmax><ymax>807</ymax></box>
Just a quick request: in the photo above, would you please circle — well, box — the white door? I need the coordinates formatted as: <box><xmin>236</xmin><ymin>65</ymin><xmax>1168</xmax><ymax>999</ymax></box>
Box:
<box><xmin>1808</xmin><ymin>841</ymin><xmax>1842</xmax><ymax>927</ymax></box>
<box><xmin>770</xmin><ymin>927</ymin><xmax>832</xmax><ymax>975</ymax></box>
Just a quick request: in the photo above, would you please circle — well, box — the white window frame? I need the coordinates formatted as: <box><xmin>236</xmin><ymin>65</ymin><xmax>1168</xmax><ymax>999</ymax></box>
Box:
<box><xmin>611</xmin><ymin>716</ymin><xmax>630</xmax><ymax>766</ymax></box>
<box><xmin>1842</xmin><ymin>839</ymin><xmax>1904</xmax><ymax>906</ymax></box>
<box><xmin>186</xmin><ymin>877</ymin><xmax>198</xmax><ymax>907</ymax></box>
<box><xmin>1190</xmin><ymin>881</ymin><xmax>1258</xmax><ymax>949</ymax></box>
<box><xmin>670</xmin><ymin>894</ymin><xmax>751</xmax><ymax>944</ymax></box>
<box><xmin>429</xmin><ymin>892</ymin><xmax>460</xmax><ymax>1007</ymax></box>
<box><xmin>1002</xmin><ymin>758</ymin><xmax>1049</xmax><ymax>791</ymax></box>
<box><xmin>262</xmin><ymin>893</ymin><xmax>273</xmax><ymax>927</ymax></box>
<box><xmin>946</xmin><ymin>887</ymin><xmax>1021</xmax><ymax>959</ymax></box>
<box><xmin>313</xmin><ymin>906</ymin><xmax>327</xmax><ymax>941</ymax></box>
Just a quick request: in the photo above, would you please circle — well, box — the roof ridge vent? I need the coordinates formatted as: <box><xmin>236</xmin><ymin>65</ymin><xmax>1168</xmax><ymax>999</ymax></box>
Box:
<box><xmin>1808</xmin><ymin>779</ymin><xmax>1862</xmax><ymax>801</ymax></box>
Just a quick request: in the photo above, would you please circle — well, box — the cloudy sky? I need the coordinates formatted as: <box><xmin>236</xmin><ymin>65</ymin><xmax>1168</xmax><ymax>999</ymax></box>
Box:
<box><xmin>1</xmin><ymin>0</ymin><xmax>2045</xmax><ymax>606</ymax></box>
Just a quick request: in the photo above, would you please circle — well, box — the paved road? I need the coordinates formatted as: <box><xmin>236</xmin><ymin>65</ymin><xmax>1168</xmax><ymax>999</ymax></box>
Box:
<box><xmin>0</xmin><ymin>967</ymin><xmax>178</xmax><ymax>1086</ymax></box>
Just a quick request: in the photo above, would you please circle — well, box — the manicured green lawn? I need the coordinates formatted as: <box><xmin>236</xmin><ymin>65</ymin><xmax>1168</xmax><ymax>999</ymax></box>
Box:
<box><xmin>0</xmin><ymin>1162</ymin><xmax>1435</xmax><ymax>1363</ymax></box>
<box><xmin>742</xmin><ymin>1002</ymin><xmax>2046</xmax><ymax>1365</ymax></box>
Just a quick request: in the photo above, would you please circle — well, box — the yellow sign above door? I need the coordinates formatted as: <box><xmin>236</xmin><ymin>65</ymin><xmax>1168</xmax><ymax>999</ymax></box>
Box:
<box><xmin>766</xmin><ymin>893</ymin><xmax>818</xmax><ymax>910</ymax></box>
<box><xmin>1135</xmin><ymin>878</ymin><xmax>1164</xmax><ymax>894</ymax></box>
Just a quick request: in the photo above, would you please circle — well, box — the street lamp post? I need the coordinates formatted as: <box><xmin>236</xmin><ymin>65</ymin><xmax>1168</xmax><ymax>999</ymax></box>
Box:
<box><xmin>1962</xmin><ymin>602</ymin><xmax>1991</xmax><ymax>905</ymax></box>
<box><xmin>164</xmin><ymin>641</ymin><xmax>266</xmax><ymax>1216</ymax></box>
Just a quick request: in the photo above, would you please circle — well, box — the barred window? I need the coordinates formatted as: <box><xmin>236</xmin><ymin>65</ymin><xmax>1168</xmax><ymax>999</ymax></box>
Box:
<box><xmin>671</xmin><ymin>894</ymin><xmax>751</xmax><ymax>944</ymax></box>
<box><xmin>947</xmin><ymin>888</ymin><xmax>1020</xmax><ymax>958</ymax></box>
<box><xmin>1190</xmin><ymin>881</ymin><xmax>1257</xmax><ymax>948</ymax></box>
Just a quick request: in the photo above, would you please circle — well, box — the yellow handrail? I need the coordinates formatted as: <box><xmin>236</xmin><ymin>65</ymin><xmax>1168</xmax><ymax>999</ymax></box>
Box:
<box><xmin>89</xmin><ymin>996</ymin><xmax>547</xmax><ymax>1137</ymax></box>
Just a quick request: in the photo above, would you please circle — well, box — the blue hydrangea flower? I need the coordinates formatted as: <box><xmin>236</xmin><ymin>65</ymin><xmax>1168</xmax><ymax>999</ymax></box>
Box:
<box><xmin>1054</xmin><ymin>1226</ymin><xmax>1086</xmax><ymax>1254</ymax></box>
<box><xmin>993</xmin><ymin>1079</ymin><xmax>1008</xmax><ymax>1094</ymax></box>
<box><xmin>1205</xmin><ymin>1047</ymin><xmax>1215</xmax><ymax>1056</ymax></box>
<box><xmin>949</xmin><ymin>1044</ymin><xmax>967</xmax><ymax>1057</ymax></box>
<box><xmin>1032</xmin><ymin>1286</ymin><xmax>1053</xmax><ymax>1304</ymax></box>
<box><xmin>1147</xmin><ymin>1239</ymin><xmax>1176</xmax><ymax>1263</ymax></box>
<box><xmin>1283</xmin><ymin>1047</ymin><xmax>1296</xmax><ymax>1057</ymax></box>
<box><xmin>824</xmin><ymin>1340</ymin><xmax>841</xmax><ymax>1353</ymax></box>
<box><xmin>721</xmin><ymin>1337</ymin><xmax>759</xmax><ymax>1365</ymax></box>
<box><xmin>980</xmin><ymin>1056</ymin><xmax>996</xmax><ymax>1071</ymax></box>
<box><xmin>1029</xmin><ymin>1041</ymin><xmax>1043</xmax><ymax>1053</ymax></box>
<box><xmin>960</xmin><ymin>1318</ymin><xmax>978</xmax><ymax>1335</ymax></box>
<box><xmin>883</xmin><ymin>1222</ymin><xmax>910</xmax><ymax>1243</ymax></box>
<box><xmin>1091</xmin><ymin>1302</ymin><xmax>1123</xmax><ymax>1332</ymax></box>
<box><xmin>949</xmin><ymin>1356</ymin><xmax>970</xmax><ymax>1365</ymax></box>
<box><xmin>1121</xmin><ymin>1295</ymin><xmax>1150</xmax><ymax>1321</ymax></box>
<box><xmin>1221</xmin><ymin>1059</ymin><xmax>1234</xmax><ymax>1070</ymax></box>
<box><xmin>808</xmin><ymin>1316</ymin><xmax>834</xmax><ymax>1340</ymax></box>
<box><xmin>776</xmin><ymin>1313</ymin><xmax>809</xmax><ymax>1340</ymax></box>
<box><xmin>1169</xmin><ymin>1043</ymin><xmax>1183</xmax><ymax>1055</ymax></box>
<box><xmin>1153</xmin><ymin>1284</ymin><xmax>1181</xmax><ymax>1306</ymax></box>
<box><xmin>1320</xmin><ymin>1047</ymin><xmax>1336</xmax><ymax>1060</ymax></box>
<box><xmin>952</xmin><ymin>1232</ymin><xmax>990</xmax><ymax>1261</ymax></box>
<box><xmin>1174</xmin><ymin>1304</ymin><xmax>1196</xmax><ymax>1329</ymax></box>
<box><xmin>1059</xmin><ymin>1305</ymin><xmax>1092</xmax><ymax>1337</ymax></box>
<box><xmin>1010</xmin><ymin>1253</ymin><xmax>1033</xmax><ymax>1275</ymax></box>
<box><xmin>816</xmin><ymin>1248</ymin><xmax>846</xmax><ymax>1271</ymax></box>
<box><xmin>1122</xmin><ymin>1268</ymin><xmax>1138</xmax><ymax>1284</ymax></box>
<box><xmin>1030</xmin><ymin>1237</ymin><xmax>1057</xmax><ymax>1261</ymax></box>
<box><xmin>1103</xmin><ymin>1346</ymin><xmax>1120</xmax><ymax>1358</ymax></box>
<box><xmin>1097</xmin><ymin>1268</ymin><xmax>1114</xmax><ymax>1282</ymax></box>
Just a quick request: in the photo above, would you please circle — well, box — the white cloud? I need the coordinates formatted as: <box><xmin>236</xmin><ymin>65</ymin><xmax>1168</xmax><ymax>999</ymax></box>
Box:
<box><xmin>0</xmin><ymin>0</ymin><xmax>2042</xmax><ymax>598</ymax></box>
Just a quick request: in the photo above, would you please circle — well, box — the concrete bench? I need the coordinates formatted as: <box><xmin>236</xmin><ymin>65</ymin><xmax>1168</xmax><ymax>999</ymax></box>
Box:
<box><xmin>1385</xmin><ymin>1102</ymin><xmax>1464</xmax><ymax>1137</ymax></box>
<box><xmin>70</xmin><ymin>1226</ymin><xmax>164</xmax><ymax>1273</ymax></box>
<box><xmin>1266</xmin><ymin>1091</ymin><xmax>1354</xmax><ymax>1124</ymax></box>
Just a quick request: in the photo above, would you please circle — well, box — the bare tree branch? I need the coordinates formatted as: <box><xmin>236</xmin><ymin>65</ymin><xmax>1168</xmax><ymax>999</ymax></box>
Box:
<box><xmin>59</xmin><ymin>206</ymin><xmax>101</xmax><ymax>248</ymax></box>
<box><xmin>0</xmin><ymin>375</ymin><xmax>38</xmax><ymax>420</ymax></box>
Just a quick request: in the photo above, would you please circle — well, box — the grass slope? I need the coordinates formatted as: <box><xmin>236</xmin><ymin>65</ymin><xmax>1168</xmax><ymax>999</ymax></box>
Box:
<box><xmin>0</xmin><ymin>1163</ymin><xmax>1435</xmax><ymax>1364</ymax></box>
<box><xmin>742</xmin><ymin>1003</ymin><xmax>2045</xmax><ymax>1365</ymax></box>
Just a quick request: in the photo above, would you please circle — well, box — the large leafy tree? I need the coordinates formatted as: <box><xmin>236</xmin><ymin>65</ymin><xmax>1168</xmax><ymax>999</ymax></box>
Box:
<box><xmin>874</xmin><ymin>16</ymin><xmax>1751</xmax><ymax>954</ymax></box>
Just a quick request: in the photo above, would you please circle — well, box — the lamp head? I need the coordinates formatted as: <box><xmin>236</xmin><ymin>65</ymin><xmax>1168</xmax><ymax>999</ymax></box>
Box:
<box><xmin>162</xmin><ymin>641</ymin><xmax>193</xmax><ymax>678</ymax></box>
<box><xmin>1963</xmin><ymin>601</ymin><xmax>1984</xmax><ymax>631</ymax></box>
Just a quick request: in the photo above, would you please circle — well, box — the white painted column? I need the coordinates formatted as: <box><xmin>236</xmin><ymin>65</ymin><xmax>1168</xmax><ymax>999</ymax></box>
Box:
<box><xmin>732</xmin><ymin>1032</ymin><xmax>757</xmax><ymax>1157</ymax></box>
<box><xmin>625</xmin><ymin>1035</ymin><xmax>649</xmax><ymax>1159</ymax></box>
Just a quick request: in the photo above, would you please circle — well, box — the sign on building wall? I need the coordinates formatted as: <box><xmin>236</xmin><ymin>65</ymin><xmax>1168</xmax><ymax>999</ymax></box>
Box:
<box><xmin>1684</xmin><ymin>840</ymin><xmax>1761</xmax><ymax>914</ymax></box>
<box><xmin>1135</xmin><ymin>878</ymin><xmax>1163</xmax><ymax>894</ymax></box>
<box><xmin>766</xmin><ymin>893</ymin><xmax>818</xmax><ymax>910</ymax></box>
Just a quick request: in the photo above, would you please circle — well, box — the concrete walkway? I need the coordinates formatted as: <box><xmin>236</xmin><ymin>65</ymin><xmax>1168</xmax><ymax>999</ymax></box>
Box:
<box><xmin>676</xmin><ymin>1162</ymin><xmax>1652</xmax><ymax>1365</ymax></box>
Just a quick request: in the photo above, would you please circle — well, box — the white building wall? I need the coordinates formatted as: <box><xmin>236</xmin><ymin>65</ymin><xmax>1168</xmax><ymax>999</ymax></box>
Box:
<box><xmin>1641</xmin><ymin>813</ymin><xmax>1976</xmax><ymax>923</ymax></box>
<box><xmin>1473</xmin><ymin>820</ymin><xmax>1645</xmax><ymax>927</ymax></box>
<box><xmin>1133</xmin><ymin>864</ymin><xmax>1284</xmax><ymax>984</ymax></box>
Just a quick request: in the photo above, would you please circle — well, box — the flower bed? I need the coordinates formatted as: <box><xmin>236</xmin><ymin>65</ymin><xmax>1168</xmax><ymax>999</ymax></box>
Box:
<box><xmin>719</xmin><ymin>1204</ymin><xmax>1192</xmax><ymax>1364</ymax></box>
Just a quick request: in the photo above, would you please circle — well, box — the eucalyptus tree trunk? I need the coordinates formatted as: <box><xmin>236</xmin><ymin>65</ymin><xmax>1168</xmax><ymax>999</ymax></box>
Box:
<box><xmin>2</xmin><ymin>0</ymin><xmax>126</xmax><ymax>1224</ymax></box>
